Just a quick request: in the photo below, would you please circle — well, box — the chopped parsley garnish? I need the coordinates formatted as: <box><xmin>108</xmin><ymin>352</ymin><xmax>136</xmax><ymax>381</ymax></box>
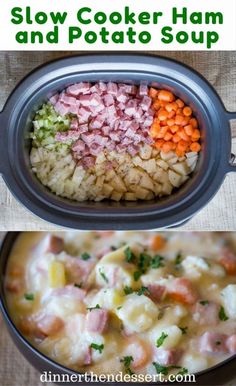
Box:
<box><xmin>153</xmin><ymin>362</ymin><xmax>188</xmax><ymax>376</ymax></box>
<box><xmin>87</xmin><ymin>304</ymin><xmax>101</xmax><ymax>311</ymax></box>
<box><xmin>110</xmin><ymin>246</ymin><xmax>117</xmax><ymax>251</ymax></box>
<box><xmin>90</xmin><ymin>343</ymin><xmax>104</xmax><ymax>354</ymax></box>
<box><xmin>137</xmin><ymin>286</ymin><xmax>150</xmax><ymax>296</ymax></box>
<box><xmin>175</xmin><ymin>253</ymin><xmax>183</xmax><ymax>266</ymax></box>
<box><xmin>124</xmin><ymin>247</ymin><xmax>136</xmax><ymax>263</ymax></box>
<box><xmin>24</xmin><ymin>293</ymin><xmax>34</xmax><ymax>301</ymax></box>
<box><xmin>156</xmin><ymin>332</ymin><xmax>168</xmax><ymax>348</ymax></box>
<box><xmin>219</xmin><ymin>306</ymin><xmax>229</xmax><ymax>321</ymax></box>
<box><xmin>138</xmin><ymin>253</ymin><xmax>152</xmax><ymax>273</ymax></box>
<box><xmin>117</xmin><ymin>306</ymin><xmax>122</xmax><ymax>310</ymax></box>
<box><xmin>81</xmin><ymin>252</ymin><xmax>91</xmax><ymax>260</ymax></box>
<box><xmin>177</xmin><ymin>367</ymin><xmax>188</xmax><ymax>375</ymax></box>
<box><xmin>120</xmin><ymin>356</ymin><xmax>134</xmax><ymax>375</ymax></box>
<box><xmin>74</xmin><ymin>283</ymin><xmax>83</xmax><ymax>288</ymax></box>
<box><xmin>151</xmin><ymin>255</ymin><xmax>165</xmax><ymax>269</ymax></box>
<box><xmin>123</xmin><ymin>286</ymin><xmax>134</xmax><ymax>295</ymax></box>
<box><xmin>99</xmin><ymin>268</ymin><xmax>109</xmax><ymax>283</ymax></box>
<box><xmin>199</xmin><ymin>300</ymin><xmax>209</xmax><ymax>306</ymax></box>
<box><xmin>179</xmin><ymin>326</ymin><xmax>188</xmax><ymax>335</ymax></box>
<box><xmin>133</xmin><ymin>271</ymin><xmax>142</xmax><ymax>281</ymax></box>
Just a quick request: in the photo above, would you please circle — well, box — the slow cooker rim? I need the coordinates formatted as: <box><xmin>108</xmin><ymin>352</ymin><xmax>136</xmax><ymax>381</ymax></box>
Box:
<box><xmin>0</xmin><ymin>232</ymin><xmax>236</xmax><ymax>385</ymax></box>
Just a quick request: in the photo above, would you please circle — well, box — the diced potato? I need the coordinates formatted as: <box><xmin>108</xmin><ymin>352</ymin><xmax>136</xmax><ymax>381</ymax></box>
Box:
<box><xmin>162</xmin><ymin>181</ymin><xmax>173</xmax><ymax>195</ymax></box>
<box><xmin>124</xmin><ymin>192</ymin><xmax>137</xmax><ymax>201</ymax></box>
<box><xmin>95</xmin><ymin>176</ymin><xmax>105</xmax><ymax>190</ymax></box>
<box><xmin>182</xmin><ymin>354</ymin><xmax>208</xmax><ymax>373</ymax></box>
<box><xmin>150</xmin><ymin>325</ymin><xmax>182</xmax><ymax>349</ymax></box>
<box><xmin>139</xmin><ymin>145</ymin><xmax>152</xmax><ymax>160</ymax></box>
<box><xmin>135</xmin><ymin>186</ymin><xmax>149</xmax><ymax>200</ymax></box>
<box><xmin>72</xmin><ymin>166</ymin><xmax>85</xmax><ymax>185</ymax></box>
<box><xmin>160</xmin><ymin>150</ymin><xmax>176</xmax><ymax>161</ymax></box>
<box><xmin>153</xmin><ymin>182</ymin><xmax>162</xmax><ymax>195</ymax></box>
<box><xmin>132</xmin><ymin>156</ymin><xmax>143</xmax><ymax>167</ymax></box>
<box><xmin>87</xmin><ymin>288</ymin><xmax>124</xmax><ymax>311</ymax></box>
<box><xmin>221</xmin><ymin>285</ymin><xmax>236</xmax><ymax>319</ymax></box>
<box><xmin>171</xmin><ymin>162</ymin><xmax>190</xmax><ymax>176</ymax></box>
<box><xmin>167</xmin><ymin>156</ymin><xmax>178</xmax><ymax>165</ymax></box>
<box><xmin>95</xmin><ymin>263</ymin><xmax>136</xmax><ymax>289</ymax></box>
<box><xmin>124</xmin><ymin>168</ymin><xmax>141</xmax><ymax>185</ymax></box>
<box><xmin>106</xmin><ymin>169</ymin><xmax>116</xmax><ymax>181</ymax></box>
<box><xmin>168</xmin><ymin>170</ymin><xmax>183</xmax><ymax>188</ymax></box>
<box><xmin>117</xmin><ymin>294</ymin><xmax>158</xmax><ymax>333</ymax></box>
<box><xmin>186</xmin><ymin>156</ymin><xmax>198</xmax><ymax>168</ymax></box>
<box><xmin>142</xmin><ymin>159</ymin><xmax>157</xmax><ymax>174</ymax></box>
<box><xmin>111</xmin><ymin>191</ymin><xmax>123</xmax><ymax>201</ymax></box>
<box><xmin>102</xmin><ymin>183</ymin><xmax>113</xmax><ymax>196</ymax></box>
<box><xmin>110</xmin><ymin>175</ymin><xmax>127</xmax><ymax>193</ymax></box>
<box><xmin>48</xmin><ymin>261</ymin><xmax>66</xmax><ymax>288</ymax></box>
<box><xmin>140</xmin><ymin>173</ymin><xmax>154</xmax><ymax>191</ymax></box>
<box><xmin>186</xmin><ymin>152</ymin><xmax>198</xmax><ymax>159</ymax></box>
<box><xmin>156</xmin><ymin>159</ymin><xmax>169</xmax><ymax>171</ymax></box>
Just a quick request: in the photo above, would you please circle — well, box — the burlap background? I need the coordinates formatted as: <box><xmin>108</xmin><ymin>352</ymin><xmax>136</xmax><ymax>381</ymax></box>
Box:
<box><xmin>0</xmin><ymin>230</ymin><xmax>236</xmax><ymax>386</ymax></box>
<box><xmin>0</xmin><ymin>51</ymin><xmax>235</xmax><ymax>230</ymax></box>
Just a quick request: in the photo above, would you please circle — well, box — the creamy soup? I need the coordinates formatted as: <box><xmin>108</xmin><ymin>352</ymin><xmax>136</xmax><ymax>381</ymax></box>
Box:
<box><xmin>4</xmin><ymin>232</ymin><xmax>236</xmax><ymax>377</ymax></box>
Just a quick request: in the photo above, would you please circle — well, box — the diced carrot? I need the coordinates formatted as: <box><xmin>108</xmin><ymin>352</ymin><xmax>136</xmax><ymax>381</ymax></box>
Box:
<box><xmin>176</xmin><ymin>148</ymin><xmax>185</xmax><ymax>157</ymax></box>
<box><xmin>170</xmin><ymin>125</ymin><xmax>179</xmax><ymax>134</ymax></box>
<box><xmin>165</xmin><ymin>103</ymin><xmax>174</xmax><ymax>113</ymax></box>
<box><xmin>176</xmin><ymin>108</ymin><xmax>183</xmax><ymax>115</ymax></box>
<box><xmin>167</xmin><ymin>119</ymin><xmax>175</xmax><ymax>127</ymax></box>
<box><xmin>178</xmin><ymin>129</ymin><xmax>190</xmax><ymax>141</ymax></box>
<box><xmin>189</xmin><ymin>118</ymin><xmax>198</xmax><ymax>129</ymax></box>
<box><xmin>149</xmin><ymin>87</ymin><xmax>159</xmax><ymax>98</ymax></box>
<box><xmin>152</xmin><ymin>100</ymin><xmax>161</xmax><ymax>110</ymax></box>
<box><xmin>172</xmin><ymin>133</ymin><xmax>181</xmax><ymax>143</ymax></box>
<box><xmin>175</xmin><ymin>115</ymin><xmax>184</xmax><ymax>125</ymax></box>
<box><xmin>168</xmin><ymin>110</ymin><xmax>176</xmax><ymax>119</ymax></box>
<box><xmin>190</xmin><ymin>142</ymin><xmax>201</xmax><ymax>152</ymax></box>
<box><xmin>176</xmin><ymin>99</ymin><xmax>184</xmax><ymax>108</ymax></box>
<box><xmin>158</xmin><ymin>90</ymin><xmax>175</xmax><ymax>102</ymax></box>
<box><xmin>164</xmin><ymin>132</ymin><xmax>173</xmax><ymax>141</ymax></box>
<box><xmin>178</xmin><ymin>140</ymin><xmax>189</xmax><ymax>151</ymax></box>
<box><xmin>168</xmin><ymin>278</ymin><xmax>198</xmax><ymax>305</ymax></box>
<box><xmin>156</xmin><ymin>126</ymin><xmax>168</xmax><ymax>138</ymax></box>
<box><xmin>219</xmin><ymin>250</ymin><xmax>236</xmax><ymax>275</ymax></box>
<box><xmin>184</xmin><ymin>125</ymin><xmax>194</xmax><ymax>136</ymax></box>
<box><xmin>150</xmin><ymin>124</ymin><xmax>160</xmax><ymax>138</ymax></box>
<box><xmin>183</xmin><ymin>106</ymin><xmax>192</xmax><ymax>116</ymax></box>
<box><xmin>191</xmin><ymin>129</ymin><xmax>201</xmax><ymax>141</ymax></box>
<box><xmin>160</xmin><ymin>120</ymin><xmax>167</xmax><ymax>127</ymax></box>
<box><xmin>150</xmin><ymin>234</ymin><xmax>166</xmax><ymax>251</ymax></box>
<box><xmin>154</xmin><ymin>139</ymin><xmax>165</xmax><ymax>149</ymax></box>
<box><xmin>158</xmin><ymin>109</ymin><xmax>169</xmax><ymax>121</ymax></box>
<box><xmin>162</xmin><ymin>141</ymin><xmax>173</xmax><ymax>153</ymax></box>
<box><xmin>181</xmin><ymin>117</ymin><xmax>190</xmax><ymax>126</ymax></box>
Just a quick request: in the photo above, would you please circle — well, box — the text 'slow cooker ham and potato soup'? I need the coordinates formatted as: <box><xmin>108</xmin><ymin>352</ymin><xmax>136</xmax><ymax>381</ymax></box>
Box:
<box><xmin>30</xmin><ymin>82</ymin><xmax>201</xmax><ymax>202</ymax></box>
<box><xmin>5</xmin><ymin>232</ymin><xmax>236</xmax><ymax>378</ymax></box>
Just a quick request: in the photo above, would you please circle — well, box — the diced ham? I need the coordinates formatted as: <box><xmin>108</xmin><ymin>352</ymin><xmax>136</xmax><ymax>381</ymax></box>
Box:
<box><xmin>35</xmin><ymin>235</ymin><xmax>64</xmax><ymax>255</ymax></box>
<box><xmin>36</xmin><ymin>314</ymin><xmax>64</xmax><ymax>336</ymax></box>
<box><xmin>60</xmin><ymin>93</ymin><xmax>77</xmax><ymax>106</ymax></box>
<box><xmin>153</xmin><ymin>348</ymin><xmax>182</xmax><ymax>366</ymax></box>
<box><xmin>81</xmin><ymin>132</ymin><xmax>96</xmax><ymax>145</ymax></box>
<box><xmin>84</xmin><ymin>347</ymin><xmax>92</xmax><ymax>365</ymax></box>
<box><xmin>226</xmin><ymin>335</ymin><xmax>236</xmax><ymax>354</ymax></box>
<box><xmin>101</xmin><ymin>126</ymin><xmax>110</xmax><ymax>136</ymax></box>
<box><xmin>72</xmin><ymin>140</ymin><xmax>86</xmax><ymax>153</ymax></box>
<box><xmin>168</xmin><ymin>278</ymin><xmax>198</xmax><ymax>305</ymax></box>
<box><xmin>140</xmin><ymin>96</ymin><xmax>152</xmax><ymax>111</ymax></box>
<box><xmin>193</xmin><ymin>302</ymin><xmax>219</xmax><ymax>326</ymax></box>
<box><xmin>94</xmin><ymin>135</ymin><xmax>109</xmax><ymax>147</ymax></box>
<box><xmin>67</xmin><ymin>82</ymin><xmax>91</xmax><ymax>96</ymax></box>
<box><xmin>139</xmin><ymin>84</ymin><xmax>148</xmax><ymax>96</ymax></box>
<box><xmin>147</xmin><ymin>284</ymin><xmax>166</xmax><ymax>302</ymax></box>
<box><xmin>70</xmin><ymin>118</ymin><xmax>79</xmax><ymax>130</ymax></box>
<box><xmin>104</xmin><ymin>94</ymin><xmax>114</xmax><ymax>107</ymax></box>
<box><xmin>90</xmin><ymin>143</ymin><xmax>103</xmax><ymax>156</ymax></box>
<box><xmin>52</xmin><ymin>285</ymin><xmax>86</xmax><ymax>300</ymax></box>
<box><xmin>80</xmin><ymin>94</ymin><xmax>102</xmax><ymax>107</ymax></box>
<box><xmin>117</xmin><ymin>91</ymin><xmax>129</xmax><ymax>103</ymax></box>
<box><xmin>89</xmin><ymin>116</ymin><xmax>104</xmax><ymax>129</ymax></box>
<box><xmin>81</xmin><ymin>156</ymin><xmax>96</xmax><ymax>169</ymax></box>
<box><xmin>127</xmin><ymin>145</ymin><xmax>139</xmax><ymax>156</ymax></box>
<box><xmin>54</xmin><ymin>102</ymin><xmax>70</xmax><ymax>116</ymax></box>
<box><xmin>107</xmin><ymin>82</ymin><xmax>118</xmax><ymax>96</ymax></box>
<box><xmin>5</xmin><ymin>279</ymin><xmax>22</xmax><ymax>293</ymax></box>
<box><xmin>77</xmin><ymin>107</ymin><xmax>91</xmax><ymax>122</ymax></box>
<box><xmin>199</xmin><ymin>332</ymin><xmax>228</xmax><ymax>354</ymax></box>
<box><xmin>85</xmin><ymin>308</ymin><xmax>109</xmax><ymax>333</ymax></box>
<box><xmin>55</xmin><ymin>130</ymin><xmax>80</xmax><ymax>142</ymax></box>
<box><xmin>219</xmin><ymin>248</ymin><xmax>236</xmax><ymax>275</ymax></box>
<box><xmin>49</xmin><ymin>94</ymin><xmax>59</xmax><ymax>105</ymax></box>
